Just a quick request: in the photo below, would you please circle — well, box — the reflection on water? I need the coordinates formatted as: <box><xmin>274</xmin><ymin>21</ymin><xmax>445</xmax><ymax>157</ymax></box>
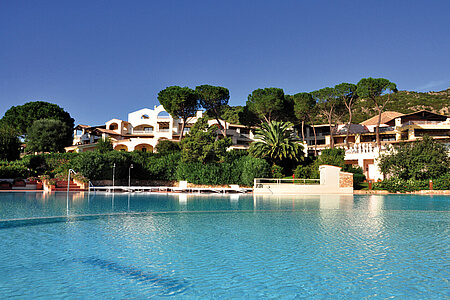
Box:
<box><xmin>1</xmin><ymin>192</ymin><xmax>449</xmax><ymax>221</ymax></box>
<box><xmin>0</xmin><ymin>192</ymin><xmax>448</xmax><ymax>298</ymax></box>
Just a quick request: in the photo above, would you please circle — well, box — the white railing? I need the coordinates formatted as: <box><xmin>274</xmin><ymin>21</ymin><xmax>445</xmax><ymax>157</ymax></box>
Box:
<box><xmin>254</xmin><ymin>178</ymin><xmax>320</xmax><ymax>188</ymax></box>
<box><xmin>133</xmin><ymin>130</ymin><xmax>153</xmax><ymax>134</ymax></box>
<box><xmin>401</xmin><ymin>120</ymin><xmax>444</xmax><ymax>127</ymax></box>
<box><xmin>345</xmin><ymin>143</ymin><xmax>375</xmax><ymax>154</ymax></box>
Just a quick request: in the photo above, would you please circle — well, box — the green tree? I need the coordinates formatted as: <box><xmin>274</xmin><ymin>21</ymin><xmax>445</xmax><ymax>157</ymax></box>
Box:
<box><xmin>316</xmin><ymin>148</ymin><xmax>346</xmax><ymax>169</ymax></box>
<box><xmin>155</xmin><ymin>139</ymin><xmax>181</xmax><ymax>155</ymax></box>
<box><xmin>220</xmin><ymin>105</ymin><xmax>243</xmax><ymax>124</ymax></box>
<box><xmin>157</xmin><ymin>86</ymin><xmax>200</xmax><ymax>140</ymax></box>
<box><xmin>238</xmin><ymin>105</ymin><xmax>260</xmax><ymax>127</ymax></box>
<box><xmin>311</xmin><ymin>87</ymin><xmax>345</xmax><ymax>149</ymax></box>
<box><xmin>356</xmin><ymin>78</ymin><xmax>397</xmax><ymax>148</ymax></box>
<box><xmin>246</xmin><ymin>87</ymin><xmax>287</xmax><ymax>123</ymax></box>
<box><xmin>1</xmin><ymin>101</ymin><xmax>74</xmax><ymax>141</ymax></box>
<box><xmin>0</xmin><ymin>124</ymin><xmax>21</xmax><ymax>161</ymax></box>
<box><xmin>196</xmin><ymin>85</ymin><xmax>230</xmax><ymax>138</ymax></box>
<box><xmin>96</xmin><ymin>136</ymin><xmax>113</xmax><ymax>153</ymax></box>
<box><xmin>292</xmin><ymin>92</ymin><xmax>318</xmax><ymax>154</ymax></box>
<box><xmin>334</xmin><ymin>82</ymin><xmax>359</xmax><ymax>147</ymax></box>
<box><xmin>179</xmin><ymin>117</ymin><xmax>232</xmax><ymax>163</ymax></box>
<box><xmin>249</xmin><ymin>120</ymin><xmax>303</xmax><ymax>166</ymax></box>
<box><xmin>378</xmin><ymin>136</ymin><xmax>450</xmax><ymax>181</ymax></box>
<box><xmin>26</xmin><ymin>119</ymin><xmax>71</xmax><ymax>153</ymax></box>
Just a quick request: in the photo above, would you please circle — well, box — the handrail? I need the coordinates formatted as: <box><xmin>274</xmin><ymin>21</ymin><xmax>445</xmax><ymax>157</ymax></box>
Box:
<box><xmin>254</xmin><ymin>178</ymin><xmax>320</xmax><ymax>186</ymax></box>
<box><xmin>67</xmin><ymin>169</ymin><xmax>77</xmax><ymax>194</ymax></box>
<box><xmin>89</xmin><ymin>181</ymin><xmax>95</xmax><ymax>193</ymax></box>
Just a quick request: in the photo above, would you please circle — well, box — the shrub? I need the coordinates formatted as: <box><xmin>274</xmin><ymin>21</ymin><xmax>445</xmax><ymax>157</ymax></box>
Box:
<box><xmin>176</xmin><ymin>162</ymin><xmax>232</xmax><ymax>185</ymax></box>
<box><xmin>239</xmin><ymin>156</ymin><xmax>270</xmax><ymax>186</ymax></box>
<box><xmin>155</xmin><ymin>140</ymin><xmax>181</xmax><ymax>155</ymax></box>
<box><xmin>378</xmin><ymin>136</ymin><xmax>450</xmax><ymax>181</ymax></box>
<box><xmin>271</xmin><ymin>165</ymin><xmax>283</xmax><ymax>178</ymax></box>
<box><xmin>373</xmin><ymin>177</ymin><xmax>428</xmax><ymax>193</ymax></box>
<box><xmin>294</xmin><ymin>164</ymin><xmax>316</xmax><ymax>179</ymax></box>
<box><xmin>145</xmin><ymin>153</ymin><xmax>181</xmax><ymax>181</ymax></box>
<box><xmin>0</xmin><ymin>164</ymin><xmax>29</xmax><ymax>179</ymax></box>
<box><xmin>432</xmin><ymin>174</ymin><xmax>450</xmax><ymax>190</ymax></box>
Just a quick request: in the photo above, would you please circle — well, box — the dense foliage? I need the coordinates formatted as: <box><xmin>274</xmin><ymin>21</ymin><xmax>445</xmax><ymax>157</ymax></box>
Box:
<box><xmin>196</xmin><ymin>85</ymin><xmax>230</xmax><ymax>137</ymax></box>
<box><xmin>179</xmin><ymin>117</ymin><xmax>232</xmax><ymax>164</ymax></box>
<box><xmin>1</xmin><ymin>101</ymin><xmax>74</xmax><ymax>142</ymax></box>
<box><xmin>249</xmin><ymin>120</ymin><xmax>303</xmax><ymax>166</ymax></box>
<box><xmin>0</xmin><ymin>124</ymin><xmax>21</xmax><ymax>161</ymax></box>
<box><xmin>378</xmin><ymin>136</ymin><xmax>450</xmax><ymax>181</ymax></box>
<box><xmin>26</xmin><ymin>119</ymin><xmax>72</xmax><ymax>153</ymax></box>
<box><xmin>246</xmin><ymin>87</ymin><xmax>290</xmax><ymax>123</ymax></box>
<box><xmin>96</xmin><ymin>137</ymin><xmax>114</xmax><ymax>153</ymax></box>
<box><xmin>157</xmin><ymin>86</ymin><xmax>200</xmax><ymax>140</ymax></box>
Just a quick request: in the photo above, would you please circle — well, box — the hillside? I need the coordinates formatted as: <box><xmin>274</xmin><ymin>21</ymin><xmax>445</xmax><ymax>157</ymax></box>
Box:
<box><xmin>351</xmin><ymin>88</ymin><xmax>450</xmax><ymax>124</ymax></box>
<box><xmin>217</xmin><ymin>88</ymin><xmax>450</xmax><ymax>126</ymax></box>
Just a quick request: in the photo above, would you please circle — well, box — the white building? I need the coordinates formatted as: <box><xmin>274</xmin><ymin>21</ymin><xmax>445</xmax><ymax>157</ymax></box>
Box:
<box><xmin>66</xmin><ymin>105</ymin><xmax>255</xmax><ymax>153</ymax></box>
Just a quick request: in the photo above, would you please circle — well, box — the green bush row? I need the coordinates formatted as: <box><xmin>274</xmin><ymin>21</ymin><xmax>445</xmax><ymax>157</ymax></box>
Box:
<box><xmin>2</xmin><ymin>151</ymin><xmax>270</xmax><ymax>186</ymax></box>
<box><xmin>0</xmin><ymin>164</ymin><xmax>30</xmax><ymax>179</ymax></box>
<box><xmin>176</xmin><ymin>156</ymin><xmax>270</xmax><ymax>186</ymax></box>
<box><xmin>373</xmin><ymin>175</ymin><xmax>450</xmax><ymax>193</ymax></box>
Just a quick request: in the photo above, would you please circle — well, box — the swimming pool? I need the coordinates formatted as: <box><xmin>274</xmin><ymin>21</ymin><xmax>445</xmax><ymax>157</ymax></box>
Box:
<box><xmin>0</xmin><ymin>192</ymin><xmax>449</xmax><ymax>298</ymax></box>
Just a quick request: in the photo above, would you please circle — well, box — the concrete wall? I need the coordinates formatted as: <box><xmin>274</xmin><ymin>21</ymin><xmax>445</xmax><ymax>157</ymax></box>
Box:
<box><xmin>253</xmin><ymin>165</ymin><xmax>353</xmax><ymax>195</ymax></box>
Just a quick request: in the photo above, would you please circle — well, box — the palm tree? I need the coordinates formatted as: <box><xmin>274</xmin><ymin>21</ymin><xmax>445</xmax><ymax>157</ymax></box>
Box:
<box><xmin>249</xmin><ymin>120</ymin><xmax>303</xmax><ymax>166</ymax></box>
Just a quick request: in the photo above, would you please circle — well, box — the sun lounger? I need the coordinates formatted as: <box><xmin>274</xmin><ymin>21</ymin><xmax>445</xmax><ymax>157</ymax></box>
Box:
<box><xmin>230</xmin><ymin>185</ymin><xmax>245</xmax><ymax>193</ymax></box>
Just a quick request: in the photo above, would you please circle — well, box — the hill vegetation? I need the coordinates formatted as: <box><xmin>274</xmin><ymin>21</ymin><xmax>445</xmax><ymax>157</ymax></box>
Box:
<box><xmin>216</xmin><ymin>88</ymin><xmax>450</xmax><ymax>126</ymax></box>
<box><xmin>351</xmin><ymin>88</ymin><xmax>450</xmax><ymax>124</ymax></box>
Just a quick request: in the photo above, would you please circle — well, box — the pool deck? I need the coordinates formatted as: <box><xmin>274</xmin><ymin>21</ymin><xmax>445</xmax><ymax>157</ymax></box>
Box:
<box><xmin>1</xmin><ymin>187</ymin><xmax>450</xmax><ymax>194</ymax></box>
<box><xmin>90</xmin><ymin>185</ymin><xmax>253</xmax><ymax>194</ymax></box>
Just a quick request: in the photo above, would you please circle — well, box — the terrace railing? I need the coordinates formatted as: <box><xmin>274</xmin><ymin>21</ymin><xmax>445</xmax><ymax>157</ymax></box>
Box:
<box><xmin>254</xmin><ymin>178</ymin><xmax>320</xmax><ymax>188</ymax></box>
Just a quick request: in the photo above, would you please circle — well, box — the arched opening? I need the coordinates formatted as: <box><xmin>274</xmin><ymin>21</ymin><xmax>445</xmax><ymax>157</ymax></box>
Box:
<box><xmin>141</xmin><ymin>114</ymin><xmax>150</xmax><ymax>119</ymax></box>
<box><xmin>109</xmin><ymin>123</ymin><xmax>119</xmax><ymax>130</ymax></box>
<box><xmin>157</xmin><ymin>111</ymin><xmax>170</xmax><ymax>118</ymax></box>
<box><xmin>114</xmin><ymin>144</ymin><xmax>128</xmax><ymax>152</ymax></box>
<box><xmin>134</xmin><ymin>144</ymin><xmax>153</xmax><ymax>153</ymax></box>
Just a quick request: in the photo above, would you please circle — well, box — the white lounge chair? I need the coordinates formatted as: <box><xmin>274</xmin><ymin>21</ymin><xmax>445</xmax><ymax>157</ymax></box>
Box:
<box><xmin>173</xmin><ymin>181</ymin><xmax>189</xmax><ymax>192</ymax></box>
<box><xmin>230</xmin><ymin>184</ymin><xmax>245</xmax><ymax>193</ymax></box>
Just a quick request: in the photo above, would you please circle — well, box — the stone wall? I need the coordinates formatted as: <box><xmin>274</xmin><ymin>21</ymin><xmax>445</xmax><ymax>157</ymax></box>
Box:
<box><xmin>339</xmin><ymin>172</ymin><xmax>353</xmax><ymax>188</ymax></box>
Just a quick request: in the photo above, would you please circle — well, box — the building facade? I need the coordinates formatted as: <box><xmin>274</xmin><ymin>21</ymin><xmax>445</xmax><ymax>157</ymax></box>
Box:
<box><xmin>301</xmin><ymin>110</ymin><xmax>450</xmax><ymax>180</ymax></box>
<box><xmin>65</xmin><ymin>105</ymin><xmax>255</xmax><ymax>153</ymax></box>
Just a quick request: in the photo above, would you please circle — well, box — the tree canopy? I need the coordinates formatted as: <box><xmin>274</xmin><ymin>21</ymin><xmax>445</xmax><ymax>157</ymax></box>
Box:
<box><xmin>246</xmin><ymin>87</ymin><xmax>287</xmax><ymax>123</ymax></box>
<box><xmin>179</xmin><ymin>117</ymin><xmax>232</xmax><ymax>164</ymax></box>
<box><xmin>196</xmin><ymin>85</ymin><xmax>230</xmax><ymax>137</ymax></box>
<box><xmin>26</xmin><ymin>119</ymin><xmax>71</xmax><ymax>153</ymax></box>
<box><xmin>334</xmin><ymin>82</ymin><xmax>359</xmax><ymax>147</ymax></box>
<box><xmin>0</xmin><ymin>124</ymin><xmax>21</xmax><ymax>161</ymax></box>
<box><xmin>1</xmin><ymin>101</ymin><xmax>74</xmax><ymax>139</ymax></box>
<box><xmin>157</xmin><ymin>86</ymin><xmax>200</xmax><ymax>140</ymax></box>
<box><xmin>96</xmin><ymin>136</ymin><xmax>114</xmax><ymax>153</ymax></box>
<box><xmin>311</xmin><ymin>87</ymin><xmax>345</xmax><ymax>149</ymax></box>
<box><xmin>292</xmin><ymin>92</ymin><xmax>315</xmax><ymax>141</ymax></box>
<box><xmin>378</xmin><ymin>136</ymin><xmax>449</xmax><ymax>181</ymax></box>
<box><xmin>356</xmin><ymin>78</ymin><xmax>397</xmax><ymax>148</ymax></box>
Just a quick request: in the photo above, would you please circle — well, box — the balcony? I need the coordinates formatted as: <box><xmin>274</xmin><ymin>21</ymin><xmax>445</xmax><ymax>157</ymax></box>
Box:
<box><xmin>133</xmin><ymin>130</ymin><xmax>154</xmax><ymax>134</ymax></box>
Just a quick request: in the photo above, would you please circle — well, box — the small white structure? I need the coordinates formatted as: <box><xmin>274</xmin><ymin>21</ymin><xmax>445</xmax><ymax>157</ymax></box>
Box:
<box><xmin>253</xmin><ymin>165</ymin><xmax>353</xmax><ymax>195</ymax></box>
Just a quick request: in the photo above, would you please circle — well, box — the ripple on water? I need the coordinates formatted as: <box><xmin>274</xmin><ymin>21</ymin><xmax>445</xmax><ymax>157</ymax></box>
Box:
<box><xmin>0</xmin><ymin>194</ymin><xmax>449</xmax><ymax>298</ymax></box>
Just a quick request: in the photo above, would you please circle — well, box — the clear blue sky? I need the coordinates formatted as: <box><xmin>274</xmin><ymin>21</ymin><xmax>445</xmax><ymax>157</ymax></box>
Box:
<box><xmin>1</xmin><ymin>0</ymin><xmax>449</xmax><ymax>126</ymax></box>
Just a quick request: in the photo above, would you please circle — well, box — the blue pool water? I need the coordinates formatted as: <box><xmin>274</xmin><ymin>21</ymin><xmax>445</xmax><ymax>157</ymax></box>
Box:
<box><xmin>0</xmin><ymin>192</ymin><xmax>449</xmax><ymax>299</ymax></box>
